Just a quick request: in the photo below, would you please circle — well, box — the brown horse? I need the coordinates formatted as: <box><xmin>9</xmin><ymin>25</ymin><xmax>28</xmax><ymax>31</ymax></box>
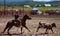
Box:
<box><xmin>36</xmin><ymin>22</ymin><xmax>56</xmax><ymax>34</ymax></box>
<box><xmin>2</xmin><ymin>15</ymin><xmax>31</xmax><ymax>34</ymax></box>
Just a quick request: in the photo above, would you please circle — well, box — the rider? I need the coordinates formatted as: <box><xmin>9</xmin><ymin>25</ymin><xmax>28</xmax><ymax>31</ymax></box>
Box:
<box><xmin>14</xmin><ymin>12</ymin><xmax>19</xmax><ymax>20</ymax></box>
<box><xmin>13</xmin><ymin>12</ymin><xmax>20</xmax><ymax>25</ymax></box>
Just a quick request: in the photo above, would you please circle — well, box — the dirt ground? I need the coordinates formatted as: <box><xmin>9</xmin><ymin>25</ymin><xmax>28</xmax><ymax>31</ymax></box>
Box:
<box><xmin>0</xmin><ymin>15</ymin><xmax>60</xmax><ymax>36</ymax></box>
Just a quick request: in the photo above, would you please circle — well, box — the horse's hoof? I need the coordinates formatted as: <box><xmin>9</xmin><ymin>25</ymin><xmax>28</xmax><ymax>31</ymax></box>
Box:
<box><xmin>52</xmin><ymin>32</ymin><xmax>54</xmax><ymax>34</ymax></box>
<box><xmin>20</xmin><ymin>32</ymin><xmax>24</xmax><ymax>34</ymax></box>
<box><xmin>45</xmin><ymin>32</ymin><xmax>48</xmax><ymax>34</ymax></box>
<box><xmin>29</xmin><ymin>30</ymin><xmax>31</xmax><ymax>32</ymax></box>
<box><xmin>7</xmin><ymin>32</ymin><xmax>10</xmax><ymax>35</ymax></box>
<box><xmin>29</xmin><ymin>31</ymin><xmax>31</xmax><ymax>32</ymax></box>
<box><xmin>1</xmin><ymin>32</ymin><xmax>4</xmax><ymax>33</ymax></box>
<box><xmin>36</xmin><ymin>31</ymin><xmax>38</xmax><ymax>32</ymax></box>
<box><xmin>21</xmin><ymin>33</ymin><xmax>23</xmax><ymax>34</ymax></box>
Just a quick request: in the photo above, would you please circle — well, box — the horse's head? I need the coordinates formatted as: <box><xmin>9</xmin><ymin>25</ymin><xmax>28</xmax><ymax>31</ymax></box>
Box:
<box><xmin>51</xmin><ymin>23</ymin><xmax>56</xmax><ymax>27</ymax></box>
<box><xmin>39</xmin><ymin>22</ymin><xmax>41</xmax><ymax>25</ymax></box>
<box><xmin>23</xmin><ymin>15</ymin><xmax>31</xmax><ymax>20</ymax></box>
<box><xmin>39</xmin><ymin>22</ymin><xmax>45</xmax><ymax>28</ymax></box>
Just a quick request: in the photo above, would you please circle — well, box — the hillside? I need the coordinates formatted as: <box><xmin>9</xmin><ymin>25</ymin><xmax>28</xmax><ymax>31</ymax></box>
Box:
<box><xmin>0</xmin><ymin>1</ymin><xmax>60</xmax><ymax>6</ymax></box>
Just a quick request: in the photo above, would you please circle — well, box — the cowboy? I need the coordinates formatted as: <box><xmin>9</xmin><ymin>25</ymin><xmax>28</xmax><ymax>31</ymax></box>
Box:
<box><xmin>14</xmin><ymin>12</ymin><xmax>19</xmax><ymax>20</ymax></box>
<box><xmin>13</xmin><ymin>12</ymin><xmax>20</xmax><ymax>25</ymax></box>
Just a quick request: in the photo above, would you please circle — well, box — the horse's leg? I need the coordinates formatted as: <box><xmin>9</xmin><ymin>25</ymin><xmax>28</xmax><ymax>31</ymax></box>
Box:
<box><xmin>45</xmin><ymin>29</ymin><xmax>48</xmax><ymax>34</ymax></box>
<box><xmin>21</xmin><ymin>27</ymin><xmax>23</xmax><ymax>34</ymax></box>
<box><xmin>51</xmin><ymin>28</ymin><xmax>54</xmax><ymax>33</ymax></box>
<box><xmin>24</xmin><ymin>25</ymin><xmax>31</xmax><ymax>32</ymax></box>
<box><xmin>7</xmin><ymin>26</ymin><xmax>13</xmax><ymax>34</ymax></box>
<box><xmin>2</xmin><ymin>26</ymin><xmax>9</xmax><ymax>33</ymax></box>
<box><xmin>2</xmin><ymin>23</ymin><xmax>10</xmax><ymax>33</ymax></box>
<box><xmin>36</xmin><ymin>26</ymin><xmax>40</xmax><ymax>32</ymax></box>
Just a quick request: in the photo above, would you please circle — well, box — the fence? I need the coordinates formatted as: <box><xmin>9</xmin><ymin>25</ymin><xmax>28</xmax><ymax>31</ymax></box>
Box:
<box><xmin>0</xmin><ymin>10</ymin><xmax>60</xmax><ymax>16</ymax></box>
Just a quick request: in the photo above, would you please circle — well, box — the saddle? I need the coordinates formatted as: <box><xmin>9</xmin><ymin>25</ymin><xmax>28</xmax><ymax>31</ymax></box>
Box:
<box><xmin>12</xmin><ymin>20</ymin><xmax>21</xmax><ymax>27</ymax></box>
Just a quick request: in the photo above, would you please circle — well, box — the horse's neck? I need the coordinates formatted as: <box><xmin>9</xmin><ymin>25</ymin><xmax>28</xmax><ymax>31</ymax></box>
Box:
<box><xmin>22</xmin><ymin>18</ymin><xmax>26</xmax><ymax>23</ymax></box>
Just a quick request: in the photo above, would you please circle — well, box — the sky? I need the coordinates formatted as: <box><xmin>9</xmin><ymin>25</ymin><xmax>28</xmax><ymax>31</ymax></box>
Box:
<box><xmin>0</xmin><ymin>0</ymin><xmax>26</xmax><ymax>2</ymax></box>
<box><xmin>33</xmin><ymin>0</ymin><xmax>51</xmax><ymax>1</ymax></box>
<box><xmin>34</xmin><ymin>0</ymin><xmax>60</xmax><ymax>1</ymax></box>
<box><xmin>0</xmin><ymin>0</ymin><xmax>60</xmax><ymax>2</ymax></box>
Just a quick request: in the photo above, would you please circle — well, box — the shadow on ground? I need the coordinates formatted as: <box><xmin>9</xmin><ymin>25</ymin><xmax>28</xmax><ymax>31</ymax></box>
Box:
<box><xmin>0</xmin><ymin>32</ymin><xmax>24</xmax><ymax>36</ymax></box>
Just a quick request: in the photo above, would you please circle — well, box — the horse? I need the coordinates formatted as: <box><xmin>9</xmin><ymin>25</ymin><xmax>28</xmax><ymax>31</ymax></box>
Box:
<box><xmin>2</xmin><ymin>15</ymin><xmax>32</xmax><ymax>34</ymax></box>
<box><xmin>36</xmin><ymin>22</ymin><xmax>56</xmax><ymax>34</ymax></box>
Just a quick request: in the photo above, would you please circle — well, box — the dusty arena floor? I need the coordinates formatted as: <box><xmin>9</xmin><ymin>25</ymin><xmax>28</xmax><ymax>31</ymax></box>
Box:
<box><xmin>0</xmin><ymin>15</ymin><xmax>60</xmax><ymax>36</ymax></box>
